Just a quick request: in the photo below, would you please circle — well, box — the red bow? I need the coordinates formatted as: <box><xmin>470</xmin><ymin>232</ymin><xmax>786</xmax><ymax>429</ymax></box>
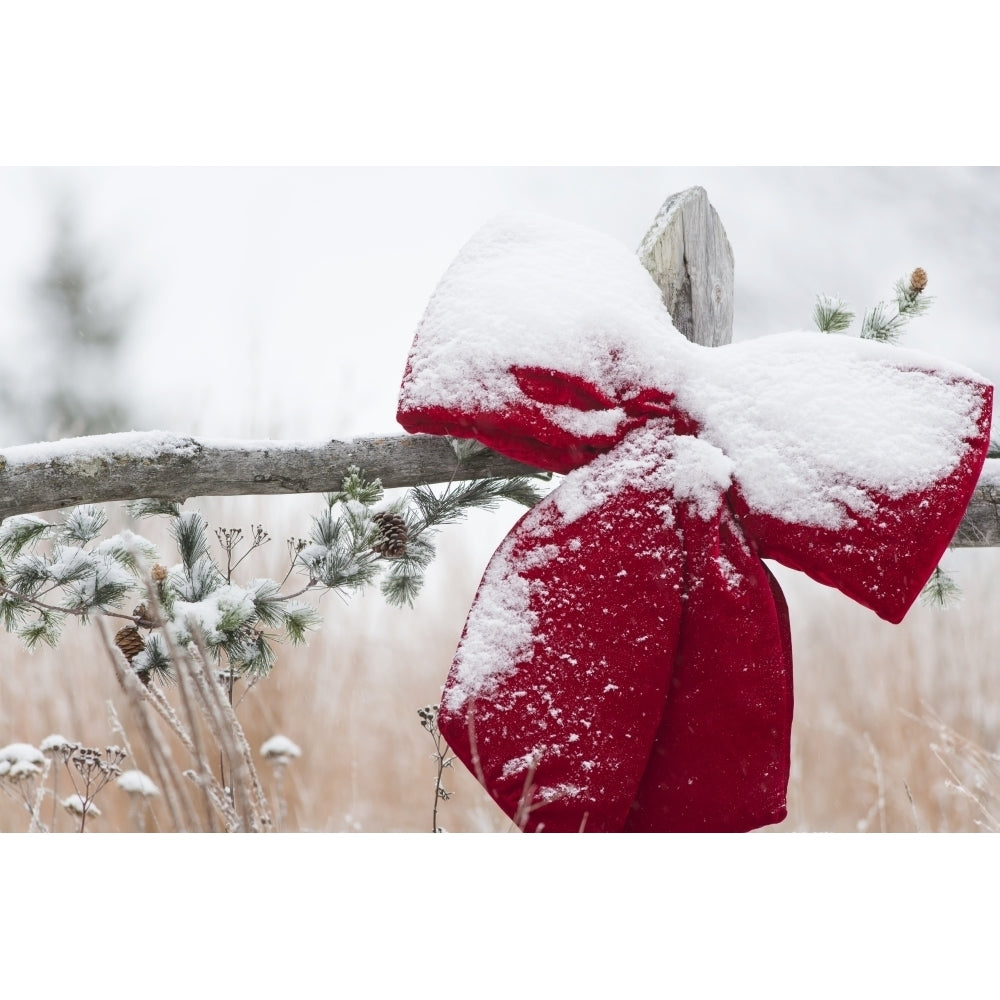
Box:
<box><xmin>397</xmin><ymin>212</ymin><xmax>993</xmax><ymax>832</ymax></box>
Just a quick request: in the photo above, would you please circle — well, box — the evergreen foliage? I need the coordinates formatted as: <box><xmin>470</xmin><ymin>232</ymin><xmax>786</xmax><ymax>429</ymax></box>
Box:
<box><xmin>812</xmin><ymin>295</ymin><xmax>855</xmax><ymax>334</ymax></box>
<box><xmin>814</xmin><ymin>268</ymin><xmax>932</xmax><ymax>343</ymax></box>
<box><xmin>0</xmin><ymin>465</ymin><xmax>547</xmax><ymax>685</ymax></box>
<box><xmin>920</xmin><ymin>565</ymin><xmax>963</xmax><ymax>609</ymax></box>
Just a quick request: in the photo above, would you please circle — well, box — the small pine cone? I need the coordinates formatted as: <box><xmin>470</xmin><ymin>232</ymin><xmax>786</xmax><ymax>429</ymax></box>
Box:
<box><xmin>114</xmin><ymin>626</ymin><xmax>146</xmax><ymax>663</ymax></box>
<box><xmin>372</xmin><ymin>512</ymin><xmax>408</xmax><ymax>558</ymax></box>
<box><xmin>132</xmin><ymin>602</ymin><xmax>160</xmax><ymax>629</ymax></box>
<box><xmin>909</xmin><ymin>267</ymin><xmax>928</xmax><ymax>294</ymax></box>
<box><xmin>151</xmin><ymin>564</ymin><xmax>168</xmax><ymax>583</ymax></box>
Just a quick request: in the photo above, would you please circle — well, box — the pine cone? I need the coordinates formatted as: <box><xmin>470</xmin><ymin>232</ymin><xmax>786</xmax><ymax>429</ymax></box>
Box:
<box><xmin>132</xmin><ymin>602</ymin><xmax>160</xmax><ymax>629</ymax></box>
<box><xmin>909</xmin><ymin>267</ymin><xmax>928</xmax><ymax>294</ymax></box>
<box><xmin>372</xmin><ymin>512</ymin><xmax>408</xmax><ymax>558</ymax></box>
<box><xmin>114</xmin><ymin>626</ymin><xmax>146</xmax><ymax>662</ymax></box>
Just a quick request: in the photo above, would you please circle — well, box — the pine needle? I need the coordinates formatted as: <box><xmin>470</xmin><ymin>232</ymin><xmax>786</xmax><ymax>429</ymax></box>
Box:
<box><xmin>920</xmin><ymin>566</ymin><xmax>962</xmax><ymax>609</ymax></box>
<box><xmin>813</xmin><ymin>295</ymin><xmax>855</xmax><ymax>334</ymax></box>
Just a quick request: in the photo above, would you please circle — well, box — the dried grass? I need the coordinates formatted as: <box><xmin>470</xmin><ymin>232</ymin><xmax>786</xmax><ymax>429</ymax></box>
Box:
<box><xmin>2</xmin><ymin>495</ymin><xmax>997</xmax><ymax>833</ymax></box>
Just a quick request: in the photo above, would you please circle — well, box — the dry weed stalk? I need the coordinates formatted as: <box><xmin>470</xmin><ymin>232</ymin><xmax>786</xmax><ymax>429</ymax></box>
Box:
<box><xmin>418</xmin><ymin>705</ymin><xmax>454</xmax><ymax>833</ymax></box>
<box><xmin>100</xmin><ymin>612</ymin><xmax>273</xmax><ymax>832</ymax></box>
<box><xmin>907</xmin><ymin>707</ymin><xmax>1000</xmax><ymax>832</ymax></box>
<box><xmin>0</xmin><ymin>744</ymin><xmax>50</xmax><ymax>832</ymax></box>
<box><xmin>260</xmin><ymin>735</ymin><xmax>302</xmax><ymax>830</ymax></box>
<box><xmin>57</xmin><ymin>744</ymin><xmax>126</xmax><ymax>832</ymax></box>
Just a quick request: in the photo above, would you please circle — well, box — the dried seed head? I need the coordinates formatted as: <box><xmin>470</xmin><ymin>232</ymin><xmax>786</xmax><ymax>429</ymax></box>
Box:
<box><xmin>260</xmin><ymin>734</ymin><xmax>302</xmax><ymax>765</ymax></box>
<box><xmin>61</xmin><ymin>794</ymin><xmax>100</xmax><ymax>817</ymax></box>
<box><xmin>132</xmin><ymin>602</ymin><xmax>160</xmax><ymax>629</ymax></box>
<box><xmin>117</xmin><ymin>769</ymin><xmax>159</xmax><ymax>797</ymax></box>
<box><xmin>909</xmin><ymin>267</ymin><xmax>928</xmax><ymax>294</ymax></box>
<box><xmin>151</xmin><ymin>564</ymin><xmax>168</xmax><ymax>583</ymax></box>
<box><xmin>418</xmin><ymin>704</ymin><xmax>440</xmax><ymax>733</ymax></box>
<box><xmin>40</xmin><ymin>734</ymin><xmax>78</xmax><ymax>757</ymax></box>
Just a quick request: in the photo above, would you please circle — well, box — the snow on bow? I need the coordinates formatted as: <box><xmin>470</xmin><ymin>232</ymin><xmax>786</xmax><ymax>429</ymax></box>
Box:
<box><xmin>397</xmin><ymin>212</ymin><xmax>993</xmax><ymax>833</ymax></box>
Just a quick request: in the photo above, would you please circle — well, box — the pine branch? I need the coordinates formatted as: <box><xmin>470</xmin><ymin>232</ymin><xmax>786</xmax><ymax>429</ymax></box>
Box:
<box><xmin>920</xmin><ymin>566</ymin><xmax>962</xmax><ymax>609</ymax></box>
<box><xmin>814</xmin><ymin>268</ymin><xmax>931</xmax><ymax>344</ymax></box>
<box><xmin>813</xmin><ymin>295</ymin><xmax>855</xmax><ymax>334</ymax></box>
<box><xmin>860</xmin><ymin>268</ymin><xmax>932</xmax><ymax>343</ymax></box>
<box><xmin>409</xmin><ymin>476</ymin><xmax>546</xmax><ymax>533</ymax></box>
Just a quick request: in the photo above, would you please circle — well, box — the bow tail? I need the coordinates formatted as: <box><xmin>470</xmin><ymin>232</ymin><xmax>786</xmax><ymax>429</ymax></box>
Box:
<box><xmin>437</xmin><ymin>485</ymin><xmax>686</xmax><ymax>832</ymax></box>
<box><xmin>625</xmin><ymin>503</ymin><xmax>794</xmax><ymax>832</ymax></box>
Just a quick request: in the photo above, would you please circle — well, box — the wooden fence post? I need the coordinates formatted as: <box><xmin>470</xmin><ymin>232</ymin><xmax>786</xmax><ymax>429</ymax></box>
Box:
<box><xmin>638</xmin><ymin>185</ymin><xmax>735</xmax><ymax>348</ymax></box>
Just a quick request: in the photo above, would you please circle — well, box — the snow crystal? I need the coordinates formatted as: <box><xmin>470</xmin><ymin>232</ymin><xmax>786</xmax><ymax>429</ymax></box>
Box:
<box><xmin>445</xmin><ymin>553</ymin><xmax>539</xmax><ymax>713</ymax></box>
<box><xmin>500</xmin><ymin>750</ymin><xmax>543</xmax><ymax>780</ymax></box>
<box><xmin>117</xmin><ymin>770</ymin><xmax>159</xmax><ymax>796</ymax></box>
<box><xmin>171</xmin><ymin>584</ymin><xmax>255</xmax><ymax>645</ymax></box>
<box><xmin>40</xmin><ymin>734</ymin><xmax>76</xmax><ymax>754</ymax></box>
<box><xmin>8</xmin><ymin>759</ymin><xmax>42</xmax><ymax>778</ymax></box>
<box><xmin>0</xmin><ymin>515</ymin><xmax>48</xmax><ymax>547</ymax></box>
<box><xmin>95</xmin><ymin>530</ymin><xmax>158</xmax><ymax>562</ymax></box>
<box><xmin>260</xmin><ymin>735</ymin><xmax>302</xmax><ymax>762</ymax></box>
<box><xmin>0</xmin><ymin>742</ymin><xmax>45</xmax><ymax>767</ymax></box>
<box><xmin>552</xmin><ymin>425</ymin><xmax>733</xmax><ymax>525</ymax></box>
<box><xmin>536</xmin><ymin>783</ymin><xmax>584</xmax><ymax>802</ymax></box>
<box><xmin>61</xmin><ymin>794</ymin><xmax>100</xmax><ymax>816</ymax></box>
<box><xmin>0</xmin><ymin>430</ymin><xmax>201</xmax><ymax>468</ymax></box>
<box><xmin>714</xmin><ymin>555</ymin><xmax>743</xmax><ymax>590</ymax></box>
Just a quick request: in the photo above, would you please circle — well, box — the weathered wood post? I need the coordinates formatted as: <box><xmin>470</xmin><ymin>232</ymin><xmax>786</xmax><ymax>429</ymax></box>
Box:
<box><xmin>638</xmin><ymin>185</ymin><xmax>734</xmax><ymax>348</ymax></box>
<box><xmin>1</xmin><ymin>186</ymin><xmax>997</xmax><ymax>543</ymax></box>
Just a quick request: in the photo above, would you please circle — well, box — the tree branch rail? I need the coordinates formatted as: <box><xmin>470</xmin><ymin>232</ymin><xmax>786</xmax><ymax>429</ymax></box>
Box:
<box><xmin>1</xmin><ymin>431</ymin><xmax>997</xmax><ymax>548</ymax></box>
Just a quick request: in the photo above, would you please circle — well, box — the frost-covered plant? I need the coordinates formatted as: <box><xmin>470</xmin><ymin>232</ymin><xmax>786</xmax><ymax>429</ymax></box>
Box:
<box><xmin>0</xmin><ymin>742</ymin><xmax>50</xmax><ymax>831</ymax></box>
<box><xmin>40</xmin><ymin>734</ymin><xmax>78</xmax><ymax>831</ymax></box>
<box><xmin>813</xmin><ymin>267</ymin><xmax>931</xmax><ymax>343</ymax></box>
<box><xmin>117</xmin><ymin>768</ymin><xmax>159</xmax><ymax>832</ymax></box>
<box><xmin>61</xmin><ymin>793</ymin><xmax>101</xmax><ymax>821</ymax></box>
<box><xmin>418</xmin><ymin>705</ymin><xmax>455</xmax><ymax>833</ymax></box>
<box><xmin>0</xmin><ymin>505</ymin><xmax>153</xmax><ymax>649</ymax></box>
<box><xmin>260</xmin><ymin>734</ymin><xmax>302</xmax><ymax>829</ymax></box>
<box><xmin>57</xmin><ymin>744</ymin><xmax>126</xmax><ymax>832</ymax></box>
<box><xmin>0</xmin><ymin>467</ymin><xmax>545</xmax><ymax>691</ymax></box>
<box><xmin>260</xmin><ymin>734</ymin><xmax>302</xmax><ymax>765</ymax></box>
<box><xmin>117</xmin><ymin>768</ymin><xmax>159</xmax><ymax>797</ymax></box>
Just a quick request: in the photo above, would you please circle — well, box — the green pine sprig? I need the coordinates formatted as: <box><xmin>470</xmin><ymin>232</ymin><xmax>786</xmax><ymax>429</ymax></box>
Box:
<box><xmin>814</xmin><ymin>268</ymin><xmax>932</xmax><ymax>343</ymax></box>
<box><xmin>920</xmin><ymin>566</ymin><xmax>962</xmax><ymax>609</ymax></box>
<box><xmin>813</xmin><ymin>295</ymin><xmax>855</xmax><ymax>334</ymax></box>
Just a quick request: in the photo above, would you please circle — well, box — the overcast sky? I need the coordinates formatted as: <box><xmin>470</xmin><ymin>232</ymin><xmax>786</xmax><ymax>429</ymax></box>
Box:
<box><xmin>1</xmin><ymin>166</ymin><xmax>997</xmax><ymax>447</ymax></box>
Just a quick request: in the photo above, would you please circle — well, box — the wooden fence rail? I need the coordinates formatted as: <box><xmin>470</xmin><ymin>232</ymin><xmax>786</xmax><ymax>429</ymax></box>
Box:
<box><xmin>2</xmin><ymin>187</ymin><xmax>996</xmax><ymax>546</ymax></box>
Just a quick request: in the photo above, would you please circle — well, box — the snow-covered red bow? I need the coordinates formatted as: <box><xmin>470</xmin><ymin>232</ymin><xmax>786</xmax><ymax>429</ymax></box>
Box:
<box><xmin>397</xmin><ymin>212</ymin><xmax>993</xmax><ymax>832</ymax></box>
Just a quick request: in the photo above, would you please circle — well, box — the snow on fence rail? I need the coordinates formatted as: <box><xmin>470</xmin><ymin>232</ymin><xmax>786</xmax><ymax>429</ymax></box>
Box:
<box><xmin>2</xmin><ymin>187</ymin><xmax>997</xmax><ymax>546</ymax></box>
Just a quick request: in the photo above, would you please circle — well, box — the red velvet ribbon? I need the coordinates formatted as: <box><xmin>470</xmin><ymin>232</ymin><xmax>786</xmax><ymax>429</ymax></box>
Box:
<box><xmin>398</xmin><ymin>279</ymin><xmax>992</xmax><ymax>835</ymax></box>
